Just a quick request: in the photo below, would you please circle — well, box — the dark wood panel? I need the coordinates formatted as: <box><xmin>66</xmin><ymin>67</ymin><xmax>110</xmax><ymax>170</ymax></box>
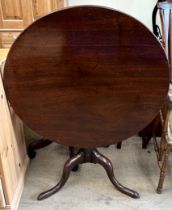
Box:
<box><xmin>4</xmin><ymin>6</ymin><xmax>169</xmax><ymax>148</ymax></box>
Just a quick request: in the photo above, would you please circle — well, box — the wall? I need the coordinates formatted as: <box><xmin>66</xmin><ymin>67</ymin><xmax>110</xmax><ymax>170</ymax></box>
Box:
<box><xmin>69</xmin><ymin>0</ymin><xmax>157</xmax><ymax>31</ymax></box>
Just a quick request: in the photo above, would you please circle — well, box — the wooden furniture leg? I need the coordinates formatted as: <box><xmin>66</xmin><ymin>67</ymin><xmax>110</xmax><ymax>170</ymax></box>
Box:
<box><xmin>139</xmin><ymin>130</ymin><xmax>153</xmax><ymax>149</ymax></box>
<box><xmin>157</xmin><ymin>145</ymin><xmax>170</xmax><ymax>194</ymax></box>
<box><xmin>116</xmin><ymin>142</ymin><xmax>122</xmax><ymax>149</ymax></box>
<box><xmin>153</xmin><ymin>98</ymin><xmax>172</xmax><ymax>194</ymax></box>
<box><xmin>142</xmin><ymin>136</ymin><xmax>152</xmax><ymax>149</ymax></box>
<box><xmin>38</xmin><ymin>151</ymin><xmax>84</xmax><ymax>200</ymax></box>
<box><xmin>158</xmin><ymin>134</ymin><xmax>166</xmax><ymax>162</ymax></box>
<box><xmin>37</xmin><ymin>148</ymin><xmax>140</xmax><ymax>200</ymax></box>
<box><xmin>27</xmin><ymin>139</ymin><xmax>52</xmax><ymax>159</ymax></box>
<box><xmin>139</xmin><ymin>114</ymin><xmax>162</xmax><ymax>149</ymax></box>
<box><xmin>69</xmin><ymin>147</ymin><xmax>79</xmax><ymax>171</ymax></box>
<box><xmin>92</xmin><ymin>149</ymin><xmax>139</xmax><ymax>198</ymax></box>
<box><xmin>69</xmin><ymin>146</ymin><xmax>75</xmax><ymax>157</ymax></box>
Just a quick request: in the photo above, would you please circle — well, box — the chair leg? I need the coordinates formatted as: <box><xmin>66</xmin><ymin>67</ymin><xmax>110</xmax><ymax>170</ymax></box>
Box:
<box><xmin>27</xmin><ymin>138</ymin><xmax>52</xmax><ymax>159</ymax></box>
<box><xmin>158</xmin><ymin>135</ymin><xmax>166</xmax><ymax>161</ymax></box>
<box><xmin>139</xmin><ymin>113</ymin><xmax>162</xmax><ymax>149</ymax></box>
<box><xmin>157</xmin><ymin>144</ymin><xmax>170</xmax><ymax>194</ymax></box>
<box><xmin>142</xmin><ymin>136</ymin><xmax>152</xmax><ymax>149</ymax></box>
<box><xmin>116</xmin><ymin>142</ymin><xmax>122</xmax><ymax>149</ymax></box>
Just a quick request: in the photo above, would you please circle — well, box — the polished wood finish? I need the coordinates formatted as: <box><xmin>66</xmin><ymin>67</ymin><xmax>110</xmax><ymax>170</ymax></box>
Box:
<box><xmin>68</xmin><ymin>146</ymin><xmax>79</xmax><ymax>171</ymax></box>
<box><xmin>3</xmin><ymin>6</ymin><xmax>169</xmax><ymax>199</ymax></box>
<box><xmin>38</xmin><ymin>148</ymin><xmax>140</xmax><ymax>200</ymax></box>
<box><xmin>4</xmin><ymin>6</ymin><xmax>169</xmax><ymax>148</ymax></box>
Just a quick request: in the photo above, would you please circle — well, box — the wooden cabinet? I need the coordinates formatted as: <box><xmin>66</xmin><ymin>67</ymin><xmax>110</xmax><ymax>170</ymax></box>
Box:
<box><xmin>0</xmin><ymin>0</ymin><xmax>68</xmax><ymax>47</ymax></box>
<box><xmin>32</xmin><ymin>0</ymin><xmax>67</xmax><ymax>19</ymax></box>
<box><xmin>0</xmin><ymin>49</ymin><xmax>29</xmax><ymax>210</ymax></box>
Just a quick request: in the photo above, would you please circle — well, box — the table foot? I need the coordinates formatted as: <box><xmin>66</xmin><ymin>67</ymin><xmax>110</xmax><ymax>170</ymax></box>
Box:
<box><xmin>92</xmin><ymin>149</ymin><xmax>140</xmax><ymax>199</ymax></box>
<box><xmin>37</xmin><ymin>151</ymin><xmax>84</xmax><ymax>200</ymax></box>
<box><xmin>37</xmin><ymin>148</ymin><xmax>139</xmax><ymax>200</ymax></box>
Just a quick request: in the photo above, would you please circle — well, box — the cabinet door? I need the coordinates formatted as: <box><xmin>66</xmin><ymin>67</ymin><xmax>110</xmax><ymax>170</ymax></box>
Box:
<box><xmin>0</xmin><ymin>0</ymin><xmax>68</xmax><ymax>48</ymax></box>
<box><xmin>32</xmin><ymin>0</ymin><xmax>68</xmax><ymax>20</ymax></box>
<box><xmin>0</xmin><ymin>0</ymin><xmax>33</xmax><ymax>29</ymax></box>
<box><xmin>0</xmin><ymin>0</ymin><xmax>33</xmax><ymax>47</ymax></box>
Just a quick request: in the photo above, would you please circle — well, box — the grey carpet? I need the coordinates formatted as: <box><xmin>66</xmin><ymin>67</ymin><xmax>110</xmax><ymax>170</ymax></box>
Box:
<box><xmin>18</xmin><ymin>136</ymin><xmax>172</xmax><ymax>210</ymax></box>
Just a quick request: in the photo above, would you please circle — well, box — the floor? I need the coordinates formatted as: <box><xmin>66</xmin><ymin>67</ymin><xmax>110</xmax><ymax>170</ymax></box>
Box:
<box><xmin>18</xmin><ymin>136</ymin><xmax>172</xmax><ymax>210</ymax></box>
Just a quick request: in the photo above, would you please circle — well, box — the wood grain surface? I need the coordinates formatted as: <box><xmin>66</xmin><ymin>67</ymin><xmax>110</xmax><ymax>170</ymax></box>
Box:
<box><xmin>3</xmin><ymin>6</ymin><xmax>169</xmax><ymax>148</ymax></box>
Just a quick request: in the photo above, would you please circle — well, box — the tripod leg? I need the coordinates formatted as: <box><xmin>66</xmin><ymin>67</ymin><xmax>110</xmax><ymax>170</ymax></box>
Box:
<box><xmin>69</xmin><ymin>147</ymin><xmax>79</xmax><ymax>171</ymax></box>
<box><xmin>38</xmin><ymin>151</ymin><xmax>84</xmax><ymax>200</ymax></box>
<box><xmin>92</xmin><ymin>149</ymin><xmax>140</xmax><ymax>199</ymax></box>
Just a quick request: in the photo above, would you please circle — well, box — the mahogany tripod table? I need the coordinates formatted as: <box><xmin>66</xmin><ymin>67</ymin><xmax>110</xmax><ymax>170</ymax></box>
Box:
<box><xmin>3</xmin><ymin>6</ymin><xmax>169</xmax><ymax>200</ymax></box>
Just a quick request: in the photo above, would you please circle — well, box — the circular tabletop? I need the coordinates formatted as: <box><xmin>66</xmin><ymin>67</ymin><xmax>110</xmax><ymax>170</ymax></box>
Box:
<box><xmin>4</xmin><ymin>6</ymin><xmax>169</xmax><ymax>148</ymax></box>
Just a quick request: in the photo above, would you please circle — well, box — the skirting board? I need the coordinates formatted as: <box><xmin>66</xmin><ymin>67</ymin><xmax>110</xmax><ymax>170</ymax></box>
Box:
<box><xmin>1</xmin><ymin>156</ymin><xmax>29</xmax><ymax>210</ymax></box>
